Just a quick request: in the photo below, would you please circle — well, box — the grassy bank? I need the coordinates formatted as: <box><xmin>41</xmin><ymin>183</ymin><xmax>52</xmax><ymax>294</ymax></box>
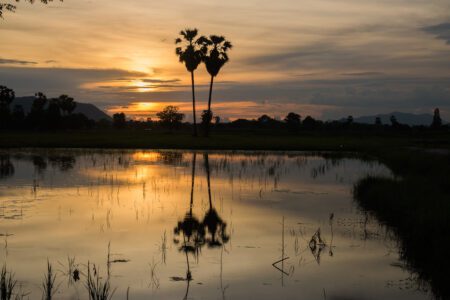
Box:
<box><xmin>1</xmin><ymin>129</ymin><xmax>449</xmax><ymax>151</ymax></box>
<box><xmin>353</xmin><ymin>149</ymin><xmax>450</xmax><ymax>299</ymax></box>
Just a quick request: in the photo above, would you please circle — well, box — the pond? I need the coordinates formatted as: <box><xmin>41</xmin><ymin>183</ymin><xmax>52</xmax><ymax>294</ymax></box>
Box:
<box><xmin>0</xmin><ymin>149</ymin><xmax>432</xmax><ymax>299</ymax></box>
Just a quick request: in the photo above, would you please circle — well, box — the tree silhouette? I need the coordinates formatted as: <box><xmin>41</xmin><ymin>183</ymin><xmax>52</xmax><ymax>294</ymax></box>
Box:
<box><xmin>46</xmin><ymin>97</ymin><xmax>61</xmax><ymax>128</ymax></box>
<box><xmin>198</xmin><ymin>35</ymin><xmax>233</xmax><ymax>137</ymax></box>
<box><xmin>26</xmin><ymin>92</ymin><xmax>48</xmax><ymax>129</ymax></box>
<box><xmin>375</xmin><ymin>116</ymin><xmax>382</xmax><ymax>126</ymax></box>
<box><xmin>175</xmin><ymin>29</ymin><xmax>204</xmax><ymax>136</ymax></box>
<box><xmin>390</xmin><ymin>115</ymin><xmax>399</xmax><ymax>127</ymax></box>
<box><xmin>431</xmin><ymin>108</ymin><xmax>442</xmax><ymax>129</ymax></box>
<box><xmin>0</xmin><ymin>0</ymin><xmax>62</xmax><ymax>18</ymax></box>
<box><xmin>113</xmin><ymin>113</ymin><xmax>126</xmax><ymax>129</ymax></box>
<box><xmin>0</xmin><ymin>85</ymin><xmax>14</xmax><ymax>129</ymax></box>
<box><xmin>347</xmin><ymin>115</ymin><xmax>354</xmax><ymax>124</ymax></box>
<box><xmin>12</xmin><ymin>104</ymin><xmax>25</xmax><ymax>128</ymax></box>
<box><xmin>58</xmin><ymin>94</ymin><xmax>76</xmax><ymax>115</ymax></box>
<box><xmin>303</xmin><ymin>116</ymin><xmax>317</xmax><ymax>130</ymax></box>
<box><xmin>156</xmin><ymin>105</ymin><xmax>184</xmax><ymax>131</ymax></box>
<box><xmin>284</xmin><ymin>112</ymin><xmax>301</xmax><ymax>131</ymax></box>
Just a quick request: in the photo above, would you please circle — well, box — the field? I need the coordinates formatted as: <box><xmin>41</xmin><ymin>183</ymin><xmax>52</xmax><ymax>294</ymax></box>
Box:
<box><xmin>1</xmin><ymin>129</ymin><xmax>449</xmax><ymax>151</ymax></box>
<box><xmin>1</xmin><ymin>129</ymin><xmax>450</xmax><ymax>298</ymax></box>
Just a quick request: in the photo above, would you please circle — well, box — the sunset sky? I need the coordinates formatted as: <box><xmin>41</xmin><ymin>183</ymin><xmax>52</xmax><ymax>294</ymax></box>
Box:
<box><xmin>0</xmin><ymin>0</ymin><xmax>449</xmax><ymax>121</ymax></box>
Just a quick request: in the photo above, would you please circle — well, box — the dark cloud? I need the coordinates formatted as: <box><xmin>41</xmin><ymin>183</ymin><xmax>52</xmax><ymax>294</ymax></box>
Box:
<box><xmin>0</xmin><ymin>57</ymin><xmax>37</xmax><ymax>65</ymax></box>
<box><xmin>141</xmin><ymin>78</ymin><xmax>181</xmax><ymax>84</ymax></box>
<box><xmin>241</xmin><ymin>42</ymin><xmax>450</xmax><ymax>73</ymax></box>
<box><xmin>340</xmin><ymin>72</ymin><xmax>385</xmax><ymax>76</ymax></box>
<box><xmin>423</xmin><ymin>22</ymin><xmax>450</xmax><ymax>44</ymax></box>
<box><xmin>1</xmin><ymin>66</ymin><xmax>449</xmax><ymax>120</ymax></box>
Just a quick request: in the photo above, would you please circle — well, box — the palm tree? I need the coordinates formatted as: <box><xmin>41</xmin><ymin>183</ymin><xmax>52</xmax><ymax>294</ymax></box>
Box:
<box><xmin>175</xmin><ymin>29</ymin><xmax>204</xmax><ymax>136</ymax></box>
<box><xmin>198</xmin><ymin>35</ymin><xmax>232</xmax><ymax>136</ymax></box>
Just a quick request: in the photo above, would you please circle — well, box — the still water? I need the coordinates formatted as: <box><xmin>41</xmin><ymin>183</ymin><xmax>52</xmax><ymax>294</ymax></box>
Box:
<box><xmin>0</xmin><ymin>149</ymin><xmax>431</xmax><ymax>299</ymax></box>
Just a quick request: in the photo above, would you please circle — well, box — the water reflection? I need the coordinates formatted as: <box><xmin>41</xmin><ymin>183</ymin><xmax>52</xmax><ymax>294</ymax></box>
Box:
<box><xmin>172</xmin><ymin>153</ymin><xmax>230</xmax><ymax>299</ymax></box>
<box><xmin>0</xmin><ymin>149</ymin><xmax>434</xmax><ymax>299</ymax></box>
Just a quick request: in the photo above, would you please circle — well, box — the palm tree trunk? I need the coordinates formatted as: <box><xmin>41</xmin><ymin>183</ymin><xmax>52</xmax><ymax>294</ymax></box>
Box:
<box><xmin>204</xmin><ymin>154</ymin><xmax>212</xmax><ymax>209</ymax></box>
<box><xmin>207</xmin><ymin>76</ymin><xmax>214</xmax><ymax>112</ymax></box>
<box><xmin>205</xmin><ymin>76</ymin><xmax>215</xmax><ymax>137</ymax></box>
<box><xmin>191</xmin><ymin>71</ymin><xmax>198</xmax><ymax>136</ymax></box>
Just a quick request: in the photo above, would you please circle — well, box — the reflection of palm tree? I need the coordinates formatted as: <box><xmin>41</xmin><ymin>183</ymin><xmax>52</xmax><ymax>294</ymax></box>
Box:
<box><xmin>172</xmin><ymin>153</ymin><xmax>230</xmax><ymax>299</ymax></box>
<box><xmin>202</xmin><ymin>154</ymin><xmax>230</xmax><ymax>248</ymax></box>
<box><xmin>172</xmin><ymin>153</ymin><xmax>205</xmax><ymax>298</ymax></box>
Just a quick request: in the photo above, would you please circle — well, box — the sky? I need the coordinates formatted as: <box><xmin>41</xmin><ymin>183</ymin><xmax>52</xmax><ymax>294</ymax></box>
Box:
<box><xmin>0</xmin><ymin>0</ymin><xmax>450</xmax><ymax>121</ymax></box>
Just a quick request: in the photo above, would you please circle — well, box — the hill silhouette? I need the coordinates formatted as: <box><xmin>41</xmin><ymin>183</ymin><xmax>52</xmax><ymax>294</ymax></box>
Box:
<box><xmin>12</xmin><ymin>97</ymin><xmax>111</xmax><ymax>121</ymax></box>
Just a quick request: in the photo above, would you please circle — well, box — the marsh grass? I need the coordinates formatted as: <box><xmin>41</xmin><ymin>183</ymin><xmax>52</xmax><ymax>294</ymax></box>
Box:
<box><xmin>1</xmin><ymin>265</ymin><xmax>17</xmax><ymax>300</ymax></box>
<box><xmin>354</xmin><ymin>150</ymin><xmax>450</xmax><ymax>299</ymax></box>
<box><xmin>42</xmin><ymin>260</ymin><xmax>59</xmax><ymax>300</ymax></box>
<box><xmin>86</xmin><ymin>262</ymin><xmax>116</xmax><ymax>300</ymax></box>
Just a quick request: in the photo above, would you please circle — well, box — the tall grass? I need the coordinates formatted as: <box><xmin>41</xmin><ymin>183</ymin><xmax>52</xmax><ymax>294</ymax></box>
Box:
<box><xmin>354</xmin><ymin>170</ymin><xmax>450</xmax><ymax>299</ymax></box>
<box><xmin>1</xmin><ymin>265</ymin><xmax>16</xmax><ymax>300</ymax></box>
<box><xmin>42</xmin><ymin>260</ymin><xmax>58</xmax><ymax>300</ymax></box>
<box><xmin>86</xmin><ymin>262</ymin><xmax>115</xmax><ymax>300</ymax></box>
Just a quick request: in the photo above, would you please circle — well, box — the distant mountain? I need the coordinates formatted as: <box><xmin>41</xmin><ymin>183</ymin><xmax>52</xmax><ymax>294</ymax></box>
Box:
<box><xmin>11</xmin><ymin>97</ymin><xmax>111</xmax><ymax>121</ymax></box>
<box><xmin>344</xmin><ymin>112</ymin><xmax>447</xmax><ymax>126</ymax></box>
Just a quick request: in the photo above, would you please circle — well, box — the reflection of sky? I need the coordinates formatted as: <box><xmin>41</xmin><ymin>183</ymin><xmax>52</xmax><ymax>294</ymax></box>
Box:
<box><xmin>0</xmin><ymin>0</ymin><xmax>449</xmax><ymax>120</ymax></box>
<box><xmin>0</xmin><ymin>150</ymin><xmax>430</xmax><ymax>299</ymax></box>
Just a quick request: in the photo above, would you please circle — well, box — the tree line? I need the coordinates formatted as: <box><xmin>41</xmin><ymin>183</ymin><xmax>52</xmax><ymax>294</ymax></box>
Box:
<box><xmin>1</xmin><ymin>84</ymin><xmax>446</xmax><ymax>132</ymax></box>
<box><xmin>0</xmin><ymin>86</ymin><xmax>94</xmax><ymax>130</ymax></box>
<box><xmin>109</xmin><ymin>106</ymin><xmax>447</xmax><ymax>133</ymax></box>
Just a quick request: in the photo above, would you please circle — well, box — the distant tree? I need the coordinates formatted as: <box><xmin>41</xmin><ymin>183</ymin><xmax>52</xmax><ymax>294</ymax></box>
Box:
<box><xmin>46</xmin><ymin>98</ymin><xmax>61</xmax><ymax>128</ymax></box>
<box><xmin>431</xmin><ymin>108</ymin><xmax>442</xmax><ymax>128</ymax></box>
<box><xmin>284</xmin><ymin>112</ymin><xmax>301</xmax><ymax>129</ymax></box>
<box><xmin>201</xmin><ymin>110</ymin><xmax>212</xmax><ymax>132</ymax></box>
<box><xmin>390</xmin><ymin>115</ymin><xmax>399</xmax><ymax>127</ymax></box>
<box><xmin>0</xmin><ymin>0</ymin><xmax>63</xmax><ymax>18</ymax></box>
<box><xmin>58</xmin><ymin>94</ymin><xmax>76</xmax><ymax>115</ymax></box>
<box><xmin>157</xmin><ymin>105</ymin><xmax>184</xmax><ymax>131</ymax></box>
<box><xmin>257</xmin><ymin>114</ymin><xmax>273</xmax><ymax>123</ymax></box>
<box><xmin>27</xmin><ymin>92</ymin><xmax>48</xmax><ymax>129</ymax></box>
<box><xmin>375</xmin><ymin>116</ymin><xmax>382</xmax><ymax>126</ymax></box>
<box><xmin>32</xmin><ymin>92</ymin><xmax>48</xmax><ymax>112</ymax></box>
<box><xmin>302</xmin><ymin>116</ymin><xmax>317</xmax><ymax>129</ymax></box>
<box><xmin>347</xmin><ymin>115</ymin><xmax>354</xmax><ymax>124</ymax></box>
<box><xmin>175</xmin><ymin>28</ymin><xmax>204</xmax><ymax>136</ymax></box>
<box><xmin>197</xmin><ymin>35</ymin><xmax>233</xmax><ymax>137</ymax></box>
<box><xmin>12</xmin><ymin>104</ymin><xmax>25</xmax><ymax>128</ymax></box>
<box><xmin>214</xmin><ymin>116</ymin><xmax>221</xmax><ymax>125</ymax></box>
<box><xmin>0</xmin><ymin>85</ymin><xmax>14</xmax><ymax>129</ymax></box>
<box><xmin>113</xmin><ymin>112</ymin><xmax>126</xmax><ymax>129</ymax></box>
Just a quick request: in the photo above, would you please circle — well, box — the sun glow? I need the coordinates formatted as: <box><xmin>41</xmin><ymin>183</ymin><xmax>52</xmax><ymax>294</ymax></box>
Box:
<box><xmin>131</xmin><ymin>80</ymin><xmax>153</xmax><ymax>93</ymax></box>
<box><xmin>136</xmin><ymin>102</ymin><xmax>157</xmax><ymax>111</ymax></box>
